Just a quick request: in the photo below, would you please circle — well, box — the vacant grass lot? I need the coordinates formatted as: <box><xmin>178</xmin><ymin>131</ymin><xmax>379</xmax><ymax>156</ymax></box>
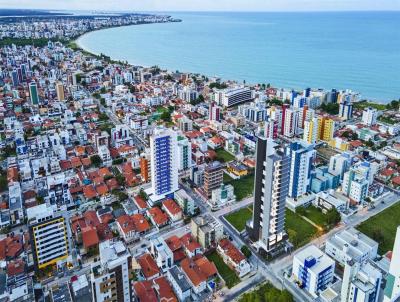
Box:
<box><xmin>207</xmin><ymin>251</ymin><xmax>240</xmax><ymax>288</ymax></box>
<box><xmin>357</xmin><ymin>201</ymin><xmax>400</xmax><ymax>254</ymax></box>
<box><xmin>286</xmin><ymin>210</ymin><xmax>319</xmax><ymax>249</ymax></box>
<box><xmin>225</xmin><ymin>174</ymin><xmax>255</xmax><ymax>201</ymax></box>
<box><xmin>225</xmin><ymin>207</ymin><xmax>253</xmax><ymax>232</ymax></box>
<box><xmin>215</xmin><ymin>148</ymin><xmax>236</xmax><ymax>163</ymax></box>
<box><xmin>298</xmin><ymin>205</ymin><xmax>336</xmax><ymax>230</ymax></box>
<box><xmin>225</xmin><ymin>207</ymin><xmax>318</xmax><ymax>249</ymax></box>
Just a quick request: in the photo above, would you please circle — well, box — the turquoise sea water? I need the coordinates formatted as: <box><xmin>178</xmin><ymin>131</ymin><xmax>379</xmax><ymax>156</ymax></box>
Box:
<box><xmin>78</xmin><ymin>12</ymin><xmax>400</xmax><ymax>102</ymax></box>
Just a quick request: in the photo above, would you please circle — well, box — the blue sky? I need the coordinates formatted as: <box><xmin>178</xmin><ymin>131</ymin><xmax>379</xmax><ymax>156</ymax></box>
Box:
<box><xmin>1</xmin><ymin>0</ymin><xmax>399</xmax><ymax>11</ymax></box>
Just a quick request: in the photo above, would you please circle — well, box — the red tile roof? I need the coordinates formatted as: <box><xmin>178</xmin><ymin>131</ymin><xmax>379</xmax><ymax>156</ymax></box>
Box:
<box><xmin>148</xmin><ymin>207</ymin><xmax>169</xmax><ymax>226</ymax></box>
<box><xmin>117</xmin><ymin>215</ymin><xmax>136</xmax><ymax>234</ymax></box>
<box><xmin>134</xmin><ymin>196</ymin><xmax>148</xmax><ymax>209</ymax></box>
<box><xmin>162</xmin><ymin>199</ymin><xmax>182</xmax><ymax>216</ymax></box>
<box><xmin>83</xmin><ymin>185</ymin><xmax>97</xmax><ymax>199</ymax></box>
<box><xmin>7</xmin><ymin>259</ymin><xmax>25</xmax><ymax>276</ymax></box>
<box><xmin>95</xmin><ymin>183</ymin><xmax>109</xmax><ymax>196</ymax></box>
<box><xmin>165</xmin><ymin>235</ymin><xmax>182</xmax><ymax>252</ymax></box>
<box><xmin>0</xmin><ymin>235</ymin><xmax>23</xmax><ymax>260</ymax></box>
<box><xmin>181</xmin><ymin>257</ymin><xmax>207</xmax><ymax>286</ymax></box>
<box><xmin>82</xmin><ymin>226</ymin><xmax>99</xmax><ymax>249</ymax></box>
<box><xmin>83</xmin><ymin>210</ymin><xmax>101</xmax><ymax>227</ymax></box>
<box><xmin>133</xmin><ymin>281</ymin><xmax>157</xmax><ymax>302</ymax></box>
<box><xmin>70</xmin><ymin>157</ymin><xmax>83</xmax><ymax>168</ymax></box>
<box><xmin>98</xmin><ymin>167</ymin><xmax>112</xmax><ymax>178</ymax></box>
<box><xmin>131</xmin><ymin>214</ymin><xmax>151</xmax><ymax>233</ymax></box>
<box><xmin>218</xmin><ymin>238</ymin><xmax>245</xmax><ymax>264</ymax></box>
<box><xmin>153</xmin><ymin>277</ymin><xmax>178</xmax><ymax>302</ymax></box>
<box><xmin>137</xmin><ymin>253</ymin><xmax>160</xmax><ymax>279</ymax></box>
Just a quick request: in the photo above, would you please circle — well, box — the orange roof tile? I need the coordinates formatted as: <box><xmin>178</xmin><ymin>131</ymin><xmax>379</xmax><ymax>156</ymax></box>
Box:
<box><xmin>83</xmin><ymin>185</ymin><xmax>97</xmax><ymax>199</ymax></box>
<box><xmin>82</xmin><ymin>226</ymin><xmax>99</xmax><ymax>249</ymax></box>
<box><xmin>95</xmin><ymin>183</ymin><xmax>109</xmax><ymax>196</ymax></box>
<box><xmin>218</xmin><ymin>238</ymin><xmax>245</xmax><ymax>264</ymax></box>
<box><xmin>137</xmin><ymin>253</ymin><xmax>160</xmax><ymax>279</ymax></box>
<box><xmin>148</xmin><ymin>207</ymin><xmax>169</xmax><ymax>226</ymax></box>
<box><xmin>133</xmin><ymin>281</ymin><xmax>157</xmax><ymax>302</ymax></box>
<box><xmin>162</xmin><ymin>199</ymin><xmax>182</xmax><ymax>216</ymax></box>
<box><xmin>153</xmin><ymin>277</ymin><xmax>177</xmax><ymax>302</ymax></box>
<box><xmin>131</xmin><ymin>214</ymin><xmax>151</xmax><ymax>233</ymax></box>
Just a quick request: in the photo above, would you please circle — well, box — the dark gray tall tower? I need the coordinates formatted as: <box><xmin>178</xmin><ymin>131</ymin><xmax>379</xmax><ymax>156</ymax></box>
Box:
<box><xmin>247</xmin><ymin>136</ymin><xmax>290</xmax><ymax>254</ymax></box>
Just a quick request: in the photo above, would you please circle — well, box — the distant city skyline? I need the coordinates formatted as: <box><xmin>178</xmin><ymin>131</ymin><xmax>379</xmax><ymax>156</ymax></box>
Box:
<box><xmin>1</xmin><ymin>0</ymin><xmax>400</xmax><ymax>12</ymax></box>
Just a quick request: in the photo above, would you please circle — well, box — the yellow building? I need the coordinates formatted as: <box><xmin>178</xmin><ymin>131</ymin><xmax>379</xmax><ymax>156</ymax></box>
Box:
<box><xmin>226</xmin><ymin>161</ymin><xmax>248</xmax><ymax>177</ymax></box>
<box><xmin>329</xmin><ymin>137</ymin><xmax>349</xmax><ymax>151</ymax></box>
<box><xmin>303</xmin><ymin>117</ymin><xmax>318</xmax><ymax>144</ymax></box>
<box><xmin>318</xmin><ymin>117</ymin><xmax>335</xmax><ymax>142</ymax></box>
<box><xmin>28</xmin><ymin>204</ymin><xmax>69</xmax><ymax>270</ymax></box>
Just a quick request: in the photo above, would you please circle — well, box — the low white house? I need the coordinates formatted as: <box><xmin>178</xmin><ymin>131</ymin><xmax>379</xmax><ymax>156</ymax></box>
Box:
<box><xmin>217</xmin><ymin>239</ymin><xmax>251</xmax><ymax>277</ymax></box>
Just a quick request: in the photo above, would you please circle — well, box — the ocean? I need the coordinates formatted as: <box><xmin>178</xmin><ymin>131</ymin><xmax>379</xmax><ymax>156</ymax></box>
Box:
<box><xmin>77</xmin><ymin>11</ymin><xmax>400</xmax><ymax>102</ymax></box>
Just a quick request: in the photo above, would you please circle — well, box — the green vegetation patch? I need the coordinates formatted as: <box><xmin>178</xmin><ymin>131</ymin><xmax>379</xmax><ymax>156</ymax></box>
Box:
<box><xmin>238</xmin><ymin>282</ymin><xmax>293</xmax><ymax>302</ymax></box>
<box><xmin>225</xmin><ymin>207</ymin><xmax>253</xmax><ymax>232</ymax></box>
<box><xmin>296</xmin><ymin>206</ymin><xmax>341</xmax><ymax>231</ymax></box>
<box><xmin>225</xmin><ymin>174</ymin><xmax>255</xmax><ymax>201</ymax></box>
<box><xmin>206</xmin><ymin>251</ymin><xmax>240</xmax><ymax>288</ymax></box>
<box><xmin>215</xmin><ymin>149</ymin><xmax>235</xmax><ymax>163</ymax></box>
<box><xmin>286</xmin><ymin>209</ymin><xmax>319</xmax><ymax>249</ymax></box>
<box><xmin>353</xmin><ymin>101</ymin><xmax>387</xmax><ymax>111</ymax></box>
<box><xmin>357</xmin><ymin>201</ymin><xmax>400</xmax><ymax>255</ymax></box>
<box><xmin>378</xmin><ymin>115</ymin><xmax>397</xmax><ymax>125</ymax></box>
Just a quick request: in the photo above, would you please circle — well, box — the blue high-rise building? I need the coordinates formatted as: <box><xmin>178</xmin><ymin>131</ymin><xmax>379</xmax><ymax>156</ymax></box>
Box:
<box><xmin>287</xmin><ymin>141</ymin><xmax>316</xmax><ymax>199</ymax></box>
<box><xmin>150</xmin><ymin>127</ymin><xmax>179</xmax><ymax>202</ymax></box>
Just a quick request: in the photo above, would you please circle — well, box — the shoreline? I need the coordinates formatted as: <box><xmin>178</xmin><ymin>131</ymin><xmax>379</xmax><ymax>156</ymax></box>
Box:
<box><xmin>74</xmin><ymin>20</ymin><xmax>395</xmax><ymax>105</ymax></box>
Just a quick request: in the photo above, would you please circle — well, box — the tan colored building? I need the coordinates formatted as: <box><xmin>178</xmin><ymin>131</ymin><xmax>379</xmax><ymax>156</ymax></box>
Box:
<box><xmin>191</xmin><ymin>214</ymin><xmax>224</xmax><ymax>249</ymax></box>
<box><xmin>56</xmin><ymin>81</ymin><xmax>65</xmax><ymax>101</ymax></box>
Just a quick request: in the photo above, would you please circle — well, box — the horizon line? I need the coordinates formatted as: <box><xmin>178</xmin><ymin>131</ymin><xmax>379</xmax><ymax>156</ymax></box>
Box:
<box><xmin>1</xmin><ymin>8</ymin><xmax>400</xmax><ymax>13</ymax></box>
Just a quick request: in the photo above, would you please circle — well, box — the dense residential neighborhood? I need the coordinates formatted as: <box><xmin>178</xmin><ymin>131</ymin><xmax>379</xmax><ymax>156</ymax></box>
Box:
<box><xmin>0</xmin><ymin>11</ymin><xmax>400</xmax><ymax>302</ymax></box>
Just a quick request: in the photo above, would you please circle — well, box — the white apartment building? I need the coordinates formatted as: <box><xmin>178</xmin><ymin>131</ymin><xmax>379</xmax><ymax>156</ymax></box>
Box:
<box><xmin>27</xmin><ymin>204</ymin><xmax>69</xmax><ymax>270</ymax></box>
<box><xmin>292</xmin><ymin>245</ymin><xmax>335</xmax><ymax>298</ymax></box>
<box><xmin>329</xmin><ymin>152</ymin><xmax>353</xmax><ymax>180</ymax></box>
<box><xmin>362</xmin><ymin>107</ymin><xmax>378</xmax><ymax>126</ymax></box>
<box><xmin>98</xmin><ymin>145</ymin><xmax>112</xmax><ymax>167</ymax></box>
<box><xmin>218</xmin><ymin>87</ymin><xmax>253</xmax><ymax>107</ymax></box>
<box><xmin>283</xmin><ymin>108</ymin><xmax>300</xmax><ymax>138</ymax></box>
<box><xmin>287</xmin><ymin>141</ymin><xmax>316</xmax><ymax>199</ymax></box>
<box><xmin>325</xmin><ymin>227</ymin><xmax>378</xmax><ymax>266</ymax></box>
<box><xmin>91</xmin><ymin>240</ymin><xmax>133</xmax><ymax>302</ymax></box>
<box><xmin>342</xmin><ymin>162</ymin><xmax>371</xmax><ymax>203</ymax></box>
<box><xmin>341</xmin><ymin>260</ymin><xmax>382</xmax><ymax>302</ymax></box>
<box><xmin>150</xmin><ymin>237</ymin><xmax>174</xmax><ymax>273</ymax></box>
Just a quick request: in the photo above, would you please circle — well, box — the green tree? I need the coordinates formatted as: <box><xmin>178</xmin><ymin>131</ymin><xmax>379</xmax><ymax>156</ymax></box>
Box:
<box><xmin>326</xmin><ymin>208</ymin><xmax>341</xmax><ymax>226</ymax></box>
<box><xmin>116</xmin><ymin>174</ymin><xmax>126</xmax><ymax>187</ymax></box>
<box><xmin>240</xmin><ymin>245</ymin><xmax>252</xmax><ymax>258</ymax></box>
<box><xmin>320</xmin><ymin>103</ymin><xmax>339</xmax><ymax>115</ymax></box>
<box><xmin>161</xmin><ymin>111</ymin><xmax>171</xmax><ymax>122</ymax></box>
<box><xmin>138</xmin><ymin>189</ymin><xmax>148</xmax><ymax>201</ymax></box>
<box><xmin>90</xmin><ymin>155</ymin><xmax>103</xmax><ymax>168</ymax></box>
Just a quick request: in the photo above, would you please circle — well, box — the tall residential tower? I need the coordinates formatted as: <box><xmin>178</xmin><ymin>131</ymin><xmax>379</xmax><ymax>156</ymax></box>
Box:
<box><xmin>150</xmin><ymin>127</ymin><xmax>179</xmax><ymax>201</ymax></box>
<box><xmin>247</xmin><ymin>136</ymin><xmax>290</xmax><ymax>255</ymax></box>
